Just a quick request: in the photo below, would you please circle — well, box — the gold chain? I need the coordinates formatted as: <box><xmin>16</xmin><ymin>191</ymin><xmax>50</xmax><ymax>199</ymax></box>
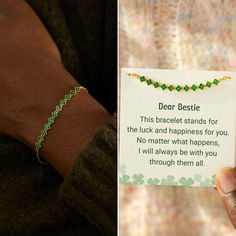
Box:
<box><xmin>127</xmin><ymin>73</ymin><xmax>231</xmax><ymax>92</ymax></box>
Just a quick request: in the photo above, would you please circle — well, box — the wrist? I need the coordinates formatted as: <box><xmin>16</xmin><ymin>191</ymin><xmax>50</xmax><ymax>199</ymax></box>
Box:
<box><xmin>15</xmin><ymin>68</ymin><xmax>111</xmax><ymax>176</ymax></box>
<box><xmin>40</xmin><ymin>91</ymin><xmax>111</xmax><ymax>177</ymax></box>
<box><xmin>14</xmin><ymin>66</ymin><xmax>79</xmax><ymax>146</ymax></box>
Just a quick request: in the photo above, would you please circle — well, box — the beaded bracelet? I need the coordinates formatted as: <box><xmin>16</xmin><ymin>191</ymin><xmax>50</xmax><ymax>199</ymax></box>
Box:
<box><xmin>127</xmin><ymin>73</ymin><xmax>231</xmax><ymax>92</ymax></box>
<box><xmin>35</xmin><ymin>85</ymin><xmax>88</xmax><ymax>165</ymax></box>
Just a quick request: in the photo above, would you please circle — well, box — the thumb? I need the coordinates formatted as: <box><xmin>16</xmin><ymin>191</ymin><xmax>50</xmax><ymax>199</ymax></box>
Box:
<box><xmin>216</xmin><ymin>167</ymin><xmax>236</xmax><ymax>229</ymax></box>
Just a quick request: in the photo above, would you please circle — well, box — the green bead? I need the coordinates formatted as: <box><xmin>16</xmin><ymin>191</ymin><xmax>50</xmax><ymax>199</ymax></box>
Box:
<box><xmin>191</xmin><ymin>84</ymin><xmax>197</xmax><ymax>91</ymax></box>
<box><xmin>60</xmin><ymin>100</ymin><xmax>66</xmax><ymax>105</ymax></box>
<box><xmin>161</xmin><ymin>84</ymin><xmax>167</xmax><ymax>90</ymax></box>
<box><xmin>38</xmin><ymin>136</ymin><xmax>44</xmax><ymax>142</ymax></box>
<box><xmin>45</xmin><ymin>124</ymin><xmax>51</xmax><ymax>130</ymax></box>
<box><xmin>65</xmin><ymin>94</ymin><xmax>71</xmax><ymax>100</ymax></box>
<box><xmin>56</xmin><ymin>105</ymin><xmax>62</xmax><ymax>111</ymax></box>
<box><xmin>75</xmin><ymin>87</ymin><xmax>81</xmax><ymax>92</ymax></box>
<box><xmin>70</xmin><ymin>90</ymin><xmax>76</xmax><ymax>96</ymax></box>
<box><xmin>206</xmin><ymin>81</ymin><xmax>212</xmax><ymax>87</ymax></box>
<box><xmin>146</xmin><ymin>79</ymin><xmax>152</xmax><ymax>85</ymax></box>
<box><xmin>176</xmin><ymin>86</ymin><xmax>182</xmax><ymax>92</ymax></box>
<box><xmin>168</xmin><ymin>85</ymin><xmax>174</xmax><ymax>91</ymax></box>
<box><xmin>153</xmin><ymin>82</ymin><xmax>159</xmax><ymax>88</ymax></box>
<box><xmin>41</xmin><ymin>129</ymin><xmax>47</xmax><ymax>135</ymax></box>
<box><xmin>184</xmin><ymin>85</ymin><xmax>189</xmax><ymax>91</ymax></box>
<box><xmin>140</xmin><ymin>76</ymin><xmax>145</xmax><ymax>82</ymax></box>
<box><xmin>48</xmin><ymin>117</ymin><xmax>54</xmax><ymax>124</ymax></box>
<box><xmin>52</xmin><ymin>112</ymin><xmax>58</xmax><ymax>118</ymax></box>
<box><xmin>199</xmin><ymin>83</ymin><xmax>204</xmax><ymax>90</ymax></box>
<box><xmin>35</xmin><ymin>142</ymin><xmax>41</xmax><ymax>148</ymax></box>
<box><xmin>213</xmin><ymin>79</ymin><xmax>219</xmax><ymax>85</ymax></box>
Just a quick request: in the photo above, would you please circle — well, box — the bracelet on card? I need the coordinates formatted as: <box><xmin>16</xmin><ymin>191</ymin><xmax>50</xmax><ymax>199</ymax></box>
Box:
<box><xmin>127</xmin><ymin>73</ymin><xmax>231</xmax><ymax>92</ymax></box>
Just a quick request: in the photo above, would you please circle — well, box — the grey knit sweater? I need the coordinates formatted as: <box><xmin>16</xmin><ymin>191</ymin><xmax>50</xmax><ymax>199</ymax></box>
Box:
<box><xmin>0</xmin><ymin>113</ymin><xmax>117</xmax><ymax>235</ymax></box>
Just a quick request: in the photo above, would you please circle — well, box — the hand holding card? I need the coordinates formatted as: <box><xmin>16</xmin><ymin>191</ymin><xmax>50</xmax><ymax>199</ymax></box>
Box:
<box><xmin>119</xmin><ymin>68</ymin><xmax>236</xmax><ymax>187</ymax></box>
<box><xmin>216</xmin><ymin>167</ymin><xmax>236</xmax><ymax>229</ymax></box>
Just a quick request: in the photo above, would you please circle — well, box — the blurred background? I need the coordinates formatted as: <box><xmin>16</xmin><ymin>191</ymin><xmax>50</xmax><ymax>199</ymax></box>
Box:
<box><xmin>119</xmin><ymin>0</ymin><xmax>236</xmax><ymax>235</ymax></box>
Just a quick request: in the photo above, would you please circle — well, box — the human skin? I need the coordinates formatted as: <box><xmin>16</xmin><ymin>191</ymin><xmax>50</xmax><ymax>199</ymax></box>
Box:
<box><xmin>0</xmin><ymin>0</ymin><xmax>111</xmax><ymax>177</ymax></box>
<box><xmin>216</xmin><ymin>168</ymin><xmax>236</xmax><ymax>229</ymax></box>
<box><xmin>2</xmin><ymin>0</ymin><xmax>236</xmax><ymax>232</ymax></box>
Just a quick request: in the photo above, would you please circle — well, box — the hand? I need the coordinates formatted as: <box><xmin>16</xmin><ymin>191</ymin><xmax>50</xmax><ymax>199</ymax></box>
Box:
<box><xmin>216</xmin><ymin>167</ymin><xmax>236</xmax><ymax>229</ymax></box>
<box><xmin>0</xmin><ymin>0</ymin><xmax>111</xmax><ymax>176</ymax></box>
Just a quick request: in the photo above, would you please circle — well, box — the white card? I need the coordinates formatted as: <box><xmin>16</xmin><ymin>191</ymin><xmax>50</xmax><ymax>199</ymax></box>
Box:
<box><xmin>119</xmin><ymin>68</ymin><xmax>236</xmax><ymax>187</ymax></box>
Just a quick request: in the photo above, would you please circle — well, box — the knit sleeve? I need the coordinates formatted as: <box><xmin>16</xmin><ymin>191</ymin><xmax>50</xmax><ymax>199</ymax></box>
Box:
<box><xmin>58</xmin><ymin>113</ymin><xmax>117</xmax><ymax>236</ymax></box>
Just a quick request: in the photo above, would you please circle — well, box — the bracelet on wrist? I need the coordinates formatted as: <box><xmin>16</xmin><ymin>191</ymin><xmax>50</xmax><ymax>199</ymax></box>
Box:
<box><xmin>34</xmin><ymin>85</ymin><xmax>88</xmax><ymax>165</ymax></box>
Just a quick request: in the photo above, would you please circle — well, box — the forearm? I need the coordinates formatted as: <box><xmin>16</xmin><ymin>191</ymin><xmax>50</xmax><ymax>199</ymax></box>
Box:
<box><xmin>41</xmin><ymin>91</ymin><xmax>111</xmax><ymax>177</ymax></box>
<box><xmin>16</xmin><ymin>68</ymin><xmax>111</xmax><ymax>177</ymax></box>
<box><xmin>0</xmin><ymin>0</ymin><xmax>112</xmax><ymax>178</ymax></box>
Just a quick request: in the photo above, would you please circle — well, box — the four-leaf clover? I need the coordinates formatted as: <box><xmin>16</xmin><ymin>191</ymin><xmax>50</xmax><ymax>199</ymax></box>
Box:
<box><xmin>161</xmin><ymin>175</ymin><xmax>178</xmax><ymax>186</ymax></box>
<box><xmin>119</xmin><ymin>168</ymin><xmax>215</xmax><ymax>187</ymax></box>
<box><xmin>147</xmin><ymin>178</ymin><xmax>160</xmax><ymax>185</ymax></box>
<box><xmin>200</xmin><ymin>178</ymin><xmax>213</xmax><ymax>187</ymax></box>
<box><xmin>119</xmin><ymin>175</ymin><xmax>131</xmax><ymax>184</ymax></box>
<box><xmin>132</xmin><ymin>174</ymin><xmax>144</xmax><ymax>184</ymax></box>
<box><xmin>211</xmin><ymin>174</ymin><xmax>216</xmax><ymax>186</ymax></box>
<box><xmin>179</xmin><ymin>177</ymin><xmax>194</xmax><ymax>186</ymax></box>
<box><xmin>119</xmin><ymin>164</ymin><xmax>126</xmax><ymax>175</ymax></box>
<box><xmin>194</xmin><ymin>174</ymin><xmax>202</xmax><ymax>183</ymax></box>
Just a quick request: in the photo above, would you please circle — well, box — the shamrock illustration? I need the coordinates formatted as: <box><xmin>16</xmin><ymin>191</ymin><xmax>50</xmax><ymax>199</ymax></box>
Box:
<box><xmin>211</xmin><ymin>174</ymin><xmax>216</xmax><ymax>186</ymax></box>
<box><xmin>132</xmin><ymin>174</ymin><xmax>144</xmax><ymax>184</ymax></box>
<box><xmin>161</xmin><ymin>175</ymin><xmax>178</xmax><ymax>186</ymax></box>
<box><xmin>119</xmin><ymin>174</ymin><xmax>131</xmax><ymax>184</ymax></box>
<box><xmin>147</xmin><ymin>178</ymin><xmax>160</xmax><ymax>185</ymax></box>
<box><xmin>193</xmin><ymin>174</ymin><xmax>202</xmax><ymax>183</ymax></box>
<box><xmin>200</xmin><ymin>178</ymin><xmax>213</xmax><ymax>187</ymax></box>
<box><xmin>119</xmin><ymin>164</ymin><xmax>126</xmax><ymax>175</ymax></box>
<box><xmin>179</xmin><ymin>177</ymin><xmax>194</xmax><ymax>186</ymax></box>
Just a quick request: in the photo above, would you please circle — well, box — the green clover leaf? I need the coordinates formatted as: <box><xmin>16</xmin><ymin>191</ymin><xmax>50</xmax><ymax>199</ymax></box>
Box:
<box><xmin>179</xmin><ymin>177</ymin><xmax>194</xmax><ymax>186</ymax></box>
<box><xmin>132</xmin><ymin>174</ymin><xmax>144</xmax><ymax>184</ymax></box>
<box><xmin>193</xmin><ymin>174</ymin><xmax>202</xmax><ymax>183</ymax></box>
<box><xmin>212</xmin><ymin>174</ymin><xmax>216</xmax><ymax>186</ymax></box>
<box><xmin>147</xmin><ymin>178</ymin><xmax>160</xmax><ymax>185</ymax></box>
<box><xmin>200</xmin><ymin>178</ymin><xmax>213</xmax><ymax>187</ymax></box>
<box><xmin>119</xmin><ymin>164</ymin><xmax>126</xmax><ymax>175</ymax></box>
<box><xmin>161</xmin><ymin>175</ymin><xmax>177</xmax><ymax>186</ymax></box>
<box><xmin>119</xmin><ymin>174</ymin><xmax>131</xmax><ymax>184</ymax></box>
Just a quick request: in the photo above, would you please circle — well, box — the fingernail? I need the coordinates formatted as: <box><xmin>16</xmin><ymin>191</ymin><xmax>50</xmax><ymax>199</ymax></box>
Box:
<box><xmin>216</xmin><ymin>168</ymin><xmax>236</xmax><ymax>194</ymax></box>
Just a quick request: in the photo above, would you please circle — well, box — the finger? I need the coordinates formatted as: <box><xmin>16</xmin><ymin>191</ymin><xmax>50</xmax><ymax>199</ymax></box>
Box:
<box><xmin>216</xmin><ymin>167</ymin><xmax>236</xmax><ymax>229</ymax></box>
